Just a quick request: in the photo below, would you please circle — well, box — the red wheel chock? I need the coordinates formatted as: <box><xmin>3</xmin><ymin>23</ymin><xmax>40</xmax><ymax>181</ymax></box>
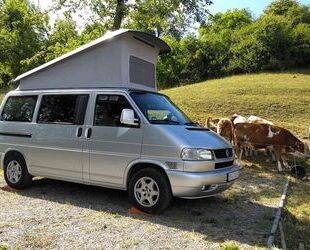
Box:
<box><xmin>1</xmin><ymin>185</ymin><xmax>18</xmax><ymax>192</ymax></box>
<box><xmin>128</xmin><ymin>207</ymin><xmax>152</xmax><ymax>216</ymax></box>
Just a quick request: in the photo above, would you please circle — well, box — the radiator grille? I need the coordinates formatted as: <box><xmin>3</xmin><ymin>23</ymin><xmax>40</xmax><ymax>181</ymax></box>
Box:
<box><xmin>215</xmin><ymin>160</ymin><xmax>234</xmax><ymax>169</ymax></box>
<box><xmin>214</xmin><ymin>148</ymin><xmax>233</xmax><ymax>159</ymax></box>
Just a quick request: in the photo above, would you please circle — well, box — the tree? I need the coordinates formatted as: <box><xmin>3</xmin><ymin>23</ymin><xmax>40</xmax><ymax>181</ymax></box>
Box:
<box><xmin>286</xmin><ymin>4</ymin><xmax>310</xmax><ymax>25</ymax></box>
<box><xmin>202</xmin><ymin>8</ymin><xmax>253</xmax><ymax>32</ymax></box>
<box><xmin>290</xmin><ymin>23</ymin><xmax>310</xmax><ymax>66</ymax></box>
<box><xmin>157</xmin><ymin>34</ymin><xmax>203</xmax><ymax>87</ymax></box>
<box><xmin>127</xmin><ymin>0</ymin><xmax>212</xmax><ymax>37</ymax></box>
<box><xmin>72</xmin><ymin>0</ymin><xmax>129</xmax><ymax>30</ymax></box>
<box><xmin>45</xmin><ymin>14</ymin><xmax>80</xmax><ymax>60</ymax></box>
<box><xmin>229</xmin><ymin>14</ymin><xmax>292</xmax><ymax>73</ymax></box>
<box><xmin>229</xmin><ymin>25</ymin><xmax>269</xmax><ymax>73</ymax></box>
<box><xmin>80</xmin><ymin>22</ymin><xmax>107</xmax><ymax>42</ymax></box>
<box><xmin>54</xmin><ymin>0</ymin><xmax>212</xmax><ymax>36</ymax></box>
<box><xmin>21</xmin><ymin>13</ymin><xmax>80</xmax><ymax>71</ymax></box>
<box><xmin>0</xmin><ymin>0</ymin><xmax>48</xmax><ymax>85</ymax></box>
<box><xmin>264</xmin><ymin>0</ymin><xmax>298</xmax><ymax>16</ymax></box>
<box><xmin>197</xmin><ymin>9</ymin><xmax>253</xmax><ymax>77</ymax></box>
<box><xmin>49</xmin><ymin>13</ymin><xmax>78</xmax><ymax>45</ymax></box>
<box><xmin>264</xmin><ymin>0</ymin><xmax>310</xmax><ymax>25</ymax></box>
<box><xmin>112</xmin><ymin>0</ymin><xmax>126</xmax><ymax>30</ymax></box>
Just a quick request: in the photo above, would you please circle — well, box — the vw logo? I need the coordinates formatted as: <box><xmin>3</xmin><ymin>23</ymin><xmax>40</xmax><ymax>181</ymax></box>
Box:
<box><xmin>225</xmin><ymin>149</ymin><xmax>230</xmax><ymax>157</ymax></box>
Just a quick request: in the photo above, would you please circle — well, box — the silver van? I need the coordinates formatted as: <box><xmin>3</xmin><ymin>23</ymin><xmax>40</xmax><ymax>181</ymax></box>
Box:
<box><xmin>0</xmin><ymin>88</ymin><xmax>239</xmax><ymax>213</ymax></box>
<box><xmin>0</xmin><ymin>30</ymin><xmax>239</xmax><ymax>213</ymax></box>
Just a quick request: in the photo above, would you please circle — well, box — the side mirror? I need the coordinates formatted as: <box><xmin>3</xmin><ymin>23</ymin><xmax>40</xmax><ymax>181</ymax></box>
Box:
<box><xmin>120</xmin><ymin>109</ymin><xmax>139</xmax><ymax>126</ymax></box>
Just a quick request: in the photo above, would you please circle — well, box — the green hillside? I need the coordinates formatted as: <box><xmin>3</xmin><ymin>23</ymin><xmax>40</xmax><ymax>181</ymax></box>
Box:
<box><xmin>163</xmin><ymin>70</ymin><xmax>310</xmax><ymax>139</ymax></box>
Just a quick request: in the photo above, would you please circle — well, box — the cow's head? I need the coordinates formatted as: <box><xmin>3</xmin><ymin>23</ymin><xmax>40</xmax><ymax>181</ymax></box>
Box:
<box><xmin>294</xmin><ymin>140</ymin><xmax>310</xmax><ymax>155</ymax></box>
<box><xmin>303</xmin><ymin>142</ymin><xmax>310</xmax><ymax>156</ymax></box>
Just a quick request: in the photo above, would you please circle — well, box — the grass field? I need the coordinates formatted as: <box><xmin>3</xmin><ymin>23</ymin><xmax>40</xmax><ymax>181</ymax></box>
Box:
<box><xmin>163</xmin><ymin>70</ymin><xmax>310</xmax><ymax>138</ymax></box>
<box><xmin>163</xmin><ymin>70</ymin><xmax>310</xmax><ymax>249</ymax></box>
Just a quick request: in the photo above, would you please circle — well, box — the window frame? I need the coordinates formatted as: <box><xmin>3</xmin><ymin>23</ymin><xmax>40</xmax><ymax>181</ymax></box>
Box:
<box><xmin>93</xmin><ymin>93</ymin><xmax>140</xmax><ymax>128</ymax></box>
<box><xmin>0</xmin><ymin>95</ymin><xmax>38</xmax><ymax>123</ymax></box>
<box><xmin>36</xmin><ymin>94</ymin><xmax>89</xmax><ymax>125</ymax></box>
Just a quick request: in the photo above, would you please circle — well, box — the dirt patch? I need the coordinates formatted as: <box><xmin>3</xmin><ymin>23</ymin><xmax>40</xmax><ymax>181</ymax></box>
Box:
<box><xmin>0</xmin><ymin>164</ymin><xmax>287</xmax><ymax>249</ymax></box>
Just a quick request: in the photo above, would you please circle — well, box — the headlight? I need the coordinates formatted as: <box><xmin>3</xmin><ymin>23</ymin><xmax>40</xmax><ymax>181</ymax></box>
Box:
<box><xmin>181</xmin><ymin>148</ymin><xmax>213</xmax><ymax>161</ymax></box>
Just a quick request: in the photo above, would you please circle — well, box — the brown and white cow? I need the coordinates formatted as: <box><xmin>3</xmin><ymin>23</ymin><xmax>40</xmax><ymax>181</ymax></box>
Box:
<box><xmin>247</xmin><ymin>115</ymin><xmax>273</xmax><ymax>125</ymax></box>
<box><xmin>216</xmin><ymin>118</ymin><xmax>234</xmax><ymax>142</ymax></box>
<box><xmin>231</xmin><ymin>114</ymin><xmax>273</xmax><ymax>125</ymax></box>
<box><xmin>205</xmin><ymin>117</ymin><xmax>220</xmax><ymax>132</ymax></box>
<box><xmin>231</xmin><ymin>114</ymin><xmax>274</xmax><ymax>157</ymax></box>
<box><xmin>231</xmin><ymin>114</ymin><xmax>247</xmax><ymax>124</ymax></box>
<box><xmin>233</xmin><ymin>123</ymin><xmax>309</xmax><ymax>171</ymax></box>
<box><xmin>206</xmin><ymin>117</ymin><xmax>234</xmax><ymax>142</ymax></box>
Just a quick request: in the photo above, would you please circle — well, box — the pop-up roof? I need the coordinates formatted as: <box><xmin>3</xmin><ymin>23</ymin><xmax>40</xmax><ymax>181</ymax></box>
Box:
<box><xmin>14</xmin><ymin>29</ymin><xmax>170</xmax><ymax>91</ymax></box>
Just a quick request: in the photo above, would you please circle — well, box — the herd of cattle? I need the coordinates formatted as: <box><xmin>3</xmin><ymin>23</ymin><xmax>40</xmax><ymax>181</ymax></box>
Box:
<box><xmin>205</xmin><ymin>114</ymin><xmax>309</xmax><ymax>172</ymax></box>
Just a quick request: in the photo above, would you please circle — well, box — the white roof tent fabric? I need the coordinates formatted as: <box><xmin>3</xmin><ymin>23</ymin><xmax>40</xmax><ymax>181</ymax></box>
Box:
<box><xmin>15</xmin><ymin>29</ymin><xmax>171</xmax><ymax>91</ymax></box>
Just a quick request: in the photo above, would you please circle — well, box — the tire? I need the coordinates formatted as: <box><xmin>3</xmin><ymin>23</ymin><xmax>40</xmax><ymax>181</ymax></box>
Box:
<box><xmin>128</xmin><ymin>168</ymin><xmax>172</xmax><ymax>214</ymax></box>
<box><xmin>3</xmin><ymin>153</ymin><xmax>32</xmax><ymax>189</ymax></box>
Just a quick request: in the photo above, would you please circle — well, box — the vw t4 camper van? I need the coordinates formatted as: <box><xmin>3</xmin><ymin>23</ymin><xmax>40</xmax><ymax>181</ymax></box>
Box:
<box><xmin>0</xmin><ymin>30</ymin><xmax>240</xmax><ymax>213</ymax></box>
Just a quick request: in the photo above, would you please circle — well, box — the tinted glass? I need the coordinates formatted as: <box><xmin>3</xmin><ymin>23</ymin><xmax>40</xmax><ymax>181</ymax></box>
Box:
<box><xmin>1</xmin><ymin>96</ymin><xmax>37</xmax><ymax>122</ymax></box>
<box><xmin>38</xmin><ymin>94</ymin><xmax>88</xmax><ymax>124</ymax></box>
<box><xmin>94</xmin><ymin>95</ymin><xmax>133</xmax><ymax>127</ymax></box>
<box><xmin>130</xmin><ymin>92</ymin><xmax>194</xmax><ymax>126</ymax></box>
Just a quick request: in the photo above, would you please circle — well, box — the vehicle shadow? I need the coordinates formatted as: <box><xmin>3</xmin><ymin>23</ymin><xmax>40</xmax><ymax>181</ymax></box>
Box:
<box><xmin>1</xmin><ymin>164</ymin><xmax>299</xmax><ymax>248</ymax></box>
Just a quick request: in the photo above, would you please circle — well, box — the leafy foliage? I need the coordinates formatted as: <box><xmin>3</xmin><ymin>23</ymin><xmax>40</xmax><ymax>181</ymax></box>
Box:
<box><xmin>127</xmin><ymin>0</ymin><xmax>212</xmax><ymax>37</ymax></box>
<box><xmin>0</xmin><ymin>0</ymin><xmax>48</xmax><ymax>86</ymax></box>
<box><xmin>0</xmin><ymin>0</ymin><xmax>309</xmax><ymax>88</ymax></box>
<box><xmin>54</xmin><ymin>0</ymin><xmax>212</xmax><ymax>36</ymax></box>
<box><xmin>157</xmin><ymin>1</ymin><xmax>310</xmax><ymax>88</ymax></box>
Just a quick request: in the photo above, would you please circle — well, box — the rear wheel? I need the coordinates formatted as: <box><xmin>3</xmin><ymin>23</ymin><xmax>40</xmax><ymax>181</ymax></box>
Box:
<box><xmin>4</xmin><ymin>153</ymin><xmax>32</xmax><ymax>189</ymax></box>
<box><xmin>128</xmin><ymin>168</ymin><xmax>172</xmax><ymax>214</ymax></box>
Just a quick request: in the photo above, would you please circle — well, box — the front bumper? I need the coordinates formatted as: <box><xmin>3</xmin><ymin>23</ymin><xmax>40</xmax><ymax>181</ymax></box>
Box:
<box><xmin>166</xmin><ymin>165</ymin><xmax>240</xmax><ymax>198</ymax></box>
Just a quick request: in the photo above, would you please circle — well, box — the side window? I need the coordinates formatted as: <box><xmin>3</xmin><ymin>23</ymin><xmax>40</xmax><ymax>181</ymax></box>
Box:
<box><xmin>94</xmin><ymin>95</ymin><xmax>134</xmax><ymax>127</ymax></box>
<box><xmin>129</xmin><ymin>56</ymin><xmax>155</xmax><ymax>88</ymax></box>
<box><xmin>1</xmin><ymin>95</ymin><xmax>37</xmax><ymax>122</ymax></box>
<box><xmin>38</xmin><ymin>94</ymin><xmax>89</xmax><ymax>125</ymax></box>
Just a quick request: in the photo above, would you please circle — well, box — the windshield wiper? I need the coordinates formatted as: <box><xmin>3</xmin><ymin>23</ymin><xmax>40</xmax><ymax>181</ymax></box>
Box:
<box><xmin>184</xmin><ymin>122</ymin><xmax>199</xmax><ymax>126</ymax></box>
<box><xmin>151</xmin><ymin>120</ymin><xmax>180</xmax><ymax>124</ymax></box>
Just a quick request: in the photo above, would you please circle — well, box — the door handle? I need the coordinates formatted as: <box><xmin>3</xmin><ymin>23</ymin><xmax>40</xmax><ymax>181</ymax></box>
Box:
<box><xmin>76</xmin><ymin>127</ymin><xmax>83</xmax><ymax>137</ymax></box>
<box><xmin>86</xmin><ymin>128</ymin><xmax>92</xmax><ymax>138</ymax></box>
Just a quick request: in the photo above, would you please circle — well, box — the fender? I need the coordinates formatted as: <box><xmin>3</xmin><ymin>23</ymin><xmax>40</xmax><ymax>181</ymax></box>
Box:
<box><xmin>1</xmin><ymin>147</ymin><xmax>30</xmax><ymax>170</ymax></box>
<box><xmin>123</xmin><ymin>158</ymin><xmax>170</xmax><ymax>187</ymax></box>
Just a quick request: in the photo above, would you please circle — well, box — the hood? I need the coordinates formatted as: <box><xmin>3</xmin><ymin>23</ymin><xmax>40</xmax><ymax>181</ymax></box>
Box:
<box><xmin>155</xmin><ymin>125</ymin><xmax>232</xmax><ymax>149</ymax></box>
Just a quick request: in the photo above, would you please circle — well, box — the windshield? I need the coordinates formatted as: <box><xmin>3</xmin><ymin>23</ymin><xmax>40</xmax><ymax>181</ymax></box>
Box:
<box><xmin>130</xmin><ymin>91</ymin><xmax>195</xmax><ymax>125</ymax></box>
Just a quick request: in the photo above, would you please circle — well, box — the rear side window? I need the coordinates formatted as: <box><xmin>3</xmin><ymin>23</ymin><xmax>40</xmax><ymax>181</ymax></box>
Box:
<box><xmin>94</xmin><ymin>94</ymin><xmax>133</xmax><ymax>127</ymax></box>
<box><xmin>38</xmin><ymin>94</ymin><xmax>89</xmax><ymax>125</ymax></box>
<box><xmin>1</xmin><ymin>95</ymin><xmax>37</xmax><ymax>122</ymax></box>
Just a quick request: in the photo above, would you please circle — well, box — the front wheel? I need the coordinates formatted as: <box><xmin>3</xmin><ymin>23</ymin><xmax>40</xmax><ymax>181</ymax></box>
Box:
<box><xmin>128</xmin><ymin>168</ymin><xmax>172</xmax><ymax>214</ymax></box>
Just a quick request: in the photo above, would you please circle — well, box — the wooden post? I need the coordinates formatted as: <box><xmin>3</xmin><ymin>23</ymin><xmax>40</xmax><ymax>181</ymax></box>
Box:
<box><xmin>279</xmin><ymin>220</ymin><xmax>287</xmax><ymax>250</ymax></box>
<box><xmin>267</xmin><ymin>178</ymin><xmax>289</xmax><ymax>248</ymax></box>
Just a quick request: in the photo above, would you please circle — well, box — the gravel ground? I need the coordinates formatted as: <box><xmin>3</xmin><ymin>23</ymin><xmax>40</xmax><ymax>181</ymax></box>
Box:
<box><xmin>0</xmin><ymin>161</ymin><xmax>287</xmax><ymax>250</ymax></box>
